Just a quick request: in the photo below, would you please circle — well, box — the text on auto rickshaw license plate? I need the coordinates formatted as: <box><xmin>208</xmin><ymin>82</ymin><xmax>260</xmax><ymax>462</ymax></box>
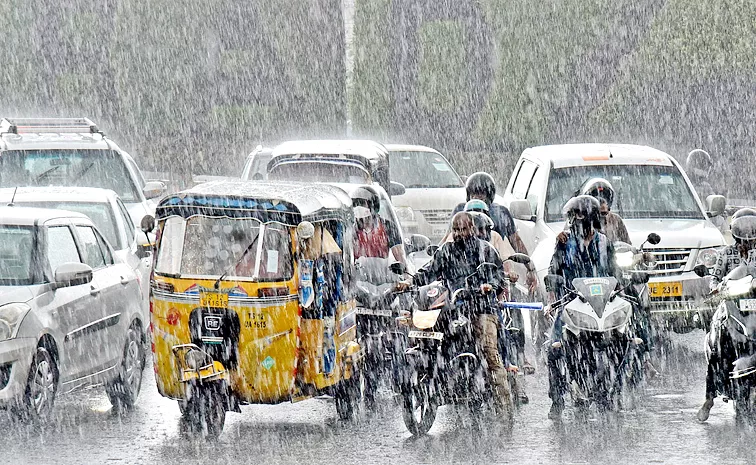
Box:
<box><xmin>648</xmin><ymin>281</ymin><xmax>683</xmax><ymax>298</ymax></box>
<box><xmin>200</xmin><ymin>292</ymin><xmax>229</xmax><ymax>308</ymax></box>
<box><xmin>408</xmin><ymin>330</ymin><xmax>444</xmax><ymax>340</ymax></box>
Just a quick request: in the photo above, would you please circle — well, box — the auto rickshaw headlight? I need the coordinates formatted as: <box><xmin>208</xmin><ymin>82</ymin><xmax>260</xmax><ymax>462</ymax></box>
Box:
<box><xmin>296</xmin><ymin>221</ymin><xmax>315</xmax><ymax>241</ymax></box>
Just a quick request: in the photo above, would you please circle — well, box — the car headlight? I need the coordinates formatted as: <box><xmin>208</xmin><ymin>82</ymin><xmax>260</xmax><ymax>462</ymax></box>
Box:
<box><xmin>0</xmin><ymin>303</ymin><xmax>30</xmax><ymax>341</ymax></box>
<box><xmin>697</xmin><ymin>248</ymin><xmax>720</xmax><ymax>268</ymax></box>
<box><xmin>395</xmin><ymin>206</ymin><xmax>416</xmax><ymax>222</ymax></box>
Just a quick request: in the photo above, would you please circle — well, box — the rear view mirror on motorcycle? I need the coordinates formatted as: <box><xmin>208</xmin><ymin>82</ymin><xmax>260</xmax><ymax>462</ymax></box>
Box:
<box><xmin>506</xmin><ymin>253</ymin><xmax>532</xmax><ymax>267</ymax></box>
<box><xmin>693</xmin><ymin>264</ymin><xmax>709</xmax><ymax>277</ymax></box>
<box><xmin>426</xmin><ymin>245</ymin><xmax>439</xmax><ymax>256</ymax></box>
<box><xmin>405</xmin><ymin>234</ymin><xmax>431</xmax><ymax>254</ymax></box>
<box><xmin>390</xmin><ymin>262</ymin><xmax>407</xmax><ymax>276</ymax></box>
<box><xmin>544</xmin><ymin>274</ymin><xmax>565</xmax><ymax>292</ymax></box>
<box><xmin>631</xmin><ymin>271</ymin><xmax>650</xmax><ymax>284</ymax></box>
<box><xmin>646</xmin><ymin>233</ymin><xmax>661</xmax><ymax>245</ymax></box>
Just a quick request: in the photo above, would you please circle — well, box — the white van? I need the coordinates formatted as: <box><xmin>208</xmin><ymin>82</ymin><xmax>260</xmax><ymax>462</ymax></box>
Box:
<box><xmin>502</xmin><ymin>143</ymin><xmax>726</xmax><ymax>332</ymax></box>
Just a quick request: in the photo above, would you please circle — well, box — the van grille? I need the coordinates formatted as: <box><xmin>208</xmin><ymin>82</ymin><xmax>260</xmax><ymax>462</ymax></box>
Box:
<box><xmin>647</xmin><ymin>248</ymin><xmax>691</xmax><ymax>276</ymax></box>
<box><xmin>419</xmin><ymin>209</ymin><xmax>450</xmax><ymax>225</ymax></box>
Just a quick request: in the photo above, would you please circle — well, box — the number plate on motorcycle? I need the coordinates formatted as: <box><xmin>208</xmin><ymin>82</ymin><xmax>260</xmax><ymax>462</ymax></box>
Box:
<box><xmin>408</xmin><ymin>330</ymin><xmax>444</xmax><ymax>340</ymax></box>
<box><xmin>356</xmin><ymin>308</ymin><xmax>392</xmax><ymax>317</ymax></box>
<box><xmin>648</xmin><ymin>281</ymin><xmax>683</xmax><ymax>298</ymax></box>
<box><xmin>740</xmin><ymin>299</ymin><xmax>756</xmax><ymax>312</ymax></box>
<box><xmin>200</xmin><ymin>292</ymin><xmax>228</xmax><ymax>308</ymax></box>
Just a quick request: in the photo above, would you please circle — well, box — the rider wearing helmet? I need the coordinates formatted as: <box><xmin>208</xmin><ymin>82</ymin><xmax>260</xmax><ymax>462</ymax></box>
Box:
<box><xmin>545</xmin><ymin>195</ymin><xmax>622</xmax><ymax>420</ymax></box>
<box><xmin>351</xmin><ymin>186</ymin><xmax>406</xmax><ymax>265</ymax></box>
<box><xmin>448</xmin><ymin>172</ymin><xmax>537</xmax><ymax>291</ymax></box>
<box><xmin>463</xmin><ymin>199</ymin><xmax>516</xmax><ymax>260</ymax></box>
<box><xmin>697</xmin><ymin>208</ymin><xmax>756</xmax><ymax>422</ymax></box>
<box><xmin>557</xmin><ymin>178</ymin><xmax>630</xmax><ymax>245</ymax></box>
<box><xmin>686</xmin><ymin>149</ymin><xmax>715</xmax><ymax>201</ymax></box>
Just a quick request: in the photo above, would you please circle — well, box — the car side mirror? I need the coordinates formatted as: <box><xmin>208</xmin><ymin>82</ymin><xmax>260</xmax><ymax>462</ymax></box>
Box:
<box><xmin>140</xmin><ymin>214</ymin><xmax>156</xmax><ymax>234</ymax></box>
<box><xmin>426</xmin><ymin>245</ymin><xmax>439</xmax><ymax>256</ymax></box>
<box><xmin>706</xmin><ymin>194</ymin><xmax>726</xmax><ymax>217</ymax></box>
<box><xmin>53</xmin><ymin>262</ymin><xmax>93</xmax><ymax>289</ymax></box>
<box><xmin>389</xmin><ymin>181</ymin><xmax>406</xmax><ymax>197</ymax></box>
<box><xmin>143</xmin><ymin>181</ymin><xmax>167</xmax><ymax>200</ymax></box>
<box><xmin>405</xmin><ymin>234</ymin><xmax>431</xmax><ymax>254</ymax></box>
<box><xmin>693</xmin><ymin>264</ymin><xmax>709</xmax><ymax>277</ymax></box>
<box><xmin>509</xmin><ymin>199</ymin><xmax>535</xmax><ymax>222</ymax></box>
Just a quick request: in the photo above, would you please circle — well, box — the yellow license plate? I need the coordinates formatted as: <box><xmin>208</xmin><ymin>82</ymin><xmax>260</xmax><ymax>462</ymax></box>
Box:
<box><xmin>200</xmin><ymin>292</ymin><xmax>229</xmax><ymax>308</ymax></box>
<box><xmin>649</xmin><ymin>281</ymin><xmax>683</xmax><ymax>298</ymax></box>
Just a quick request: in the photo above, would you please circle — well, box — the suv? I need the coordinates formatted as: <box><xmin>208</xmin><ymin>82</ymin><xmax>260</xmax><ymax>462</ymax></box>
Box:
<box><xmin>384</xmin><ymin>144</ymin><xmax>466</xmax><ymax>242</ymax></box>
<box><xmin>0</xmin><ymin>206</ymin><xmax>146</xmax><ymax>420</ymax></box>
<box><xmin>0</xmin><ymin>118</ymin><xmax>166</xmax><ymax>227</ymax></box>
<box><xmin>502</xmin><ymin>143</ymin><xmax>727</xmax><ymax>332</ymax></box>
<box><xmin>0</xmin><ymin>187</ymin><xmax>153</xmax><ymax>314</ymax></box>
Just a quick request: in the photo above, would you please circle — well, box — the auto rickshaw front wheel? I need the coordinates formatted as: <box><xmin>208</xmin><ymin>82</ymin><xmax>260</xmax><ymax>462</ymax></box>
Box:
<box><xmin>180</xmin><ymin>382</ymin><xmax>227</xmax><ymax>439</ymax></box>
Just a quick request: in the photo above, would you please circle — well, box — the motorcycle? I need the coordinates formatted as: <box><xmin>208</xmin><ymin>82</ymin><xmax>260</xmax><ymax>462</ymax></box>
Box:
<box><xmin>354</xmin><ymin>257</ymin><xmax>410</xmax><ymax>410</ymax></box>
<box><xmin>695</xmin><ymin>263</ymin><xmax>756</xmax><ymax>425</ymax></box>
<box><xmin>397</xmin><ymin>254</ymin><xmax>537</xmax><ymax>435</ymax></box>
<box><xmin>544</xmin><ymin>236</ymin><xmax>658</xmax><ymax>417</ymax></box>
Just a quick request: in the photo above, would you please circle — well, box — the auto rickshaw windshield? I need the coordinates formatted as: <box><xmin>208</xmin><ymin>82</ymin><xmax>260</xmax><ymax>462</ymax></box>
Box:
<box><xmin>155</xmin><ymin>215</ymin><xmax>293</xmax><ymax>280</ymax></box>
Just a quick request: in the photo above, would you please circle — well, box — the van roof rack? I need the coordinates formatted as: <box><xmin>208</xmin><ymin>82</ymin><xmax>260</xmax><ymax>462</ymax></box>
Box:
<box><xmin>0</xmin><ymin>118</ymin><xmax>103</xmax><ymax>135</ymax></box>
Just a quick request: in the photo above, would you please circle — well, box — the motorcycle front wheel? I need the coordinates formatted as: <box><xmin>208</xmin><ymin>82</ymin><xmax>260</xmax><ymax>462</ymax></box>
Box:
<box><xmin>402</xmin><ymin>388</ymin><xmax>437</xmax><ymax>436</ymax></box>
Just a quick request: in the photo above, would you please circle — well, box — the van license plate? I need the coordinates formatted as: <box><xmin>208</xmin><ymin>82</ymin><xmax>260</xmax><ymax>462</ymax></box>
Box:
<box><xmin>200</xmin><ymin>292</ymin><xmax>229</xmax><ymax>308</ymax></box>
<box><xmin>649</xmin><ymin>282</ymin><xmax>683</xmax><ymax>298</ymax></box>
<box><xmin>408</xmin><ymin>330</ymin><xmax>443</xmax><ymax>340</ymax></box>
<box><xmin>356</xmin><ymin>308</ymin><xmax>392</xmax><ymax>317</ymax></box>
<box><xmin>740</xmin><ymin>299</ymin><xmax>756</xmax><ymax>312</ymax></box>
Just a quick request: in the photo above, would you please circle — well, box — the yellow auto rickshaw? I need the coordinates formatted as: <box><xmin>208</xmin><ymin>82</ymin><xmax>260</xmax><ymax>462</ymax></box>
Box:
<box><xmin>150</xmin><ymin>181</ymin><xmax>361</xmax><ymax>437</ymax></box>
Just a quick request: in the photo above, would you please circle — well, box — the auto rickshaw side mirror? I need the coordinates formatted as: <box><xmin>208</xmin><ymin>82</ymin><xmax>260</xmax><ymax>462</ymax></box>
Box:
<box><xmin>389</xmin><ymin>181</ymin><xmax>406</xmax><ymax>197</ymax></box>
<box><xmin>426</xmin><ymin>245</ymin><xmax>439</xmax><ymax>256</ymax></box>
<box><xmin>693</xmin><ymin>264</ymin><xmax>709</xmax><ymax>277</ymax></box>
<box><xmin>140</xmin><ymin>214</ymin><xmax>156</xmax><ymax>234</ymax></box>
<box><xmin>405</xmin><ymin>234</ymin><xmax>431</xmax><ymax>254</ymax></box>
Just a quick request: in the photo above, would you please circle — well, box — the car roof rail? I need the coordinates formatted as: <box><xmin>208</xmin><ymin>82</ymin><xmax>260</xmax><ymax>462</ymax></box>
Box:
<box><xmin>0</xmin><ymin>117</ymin><xmax>104</xmax><ymax>135</ymax></box>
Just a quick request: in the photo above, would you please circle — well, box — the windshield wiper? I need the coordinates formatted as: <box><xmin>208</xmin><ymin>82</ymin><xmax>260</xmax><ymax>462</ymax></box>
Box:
<box><xmin>213</xmin><ymin>231</ymin><xmax>262</xmax><ymax>289</ymax></box>
<box><xmin>72</xmin><ymin>162</ymin><xmax>96</xmax><ymax>183</ymax></box>
<box><xmin>35</xmin><ymin>166</ymin><xmax>60</xmax><ymax>182</ymax></box>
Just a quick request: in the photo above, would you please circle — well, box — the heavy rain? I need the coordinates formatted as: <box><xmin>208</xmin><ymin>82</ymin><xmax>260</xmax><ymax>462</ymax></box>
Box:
<box><xmin>0</xmin><ymin>0</ymin><xmax>755</xmax><ymax>464</ymax></box>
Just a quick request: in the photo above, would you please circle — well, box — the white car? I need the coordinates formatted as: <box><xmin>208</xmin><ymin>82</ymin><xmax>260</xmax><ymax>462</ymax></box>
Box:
<box><xmin>0</xmin><ymin>118</ymin><xmax>166</xmax><ymax>226</ymax></box>
<box><xmin>384</xmin><ymin>144</ymin><xmax>467</xmax><ymax>242</ymax></box>
<box><xmin>501</xmin><ymin>143</ymin><xmax>726</xmax><ymax>331</ymax></box>
<box><xmin>0</xmin><ymin>187</ymin><xmax>153</xmax><ymax>314</ymax></box>
<box><xmin>0</xmin><ymin>206</ymin><xmax>145</xmax><ymax>420</ymax></box>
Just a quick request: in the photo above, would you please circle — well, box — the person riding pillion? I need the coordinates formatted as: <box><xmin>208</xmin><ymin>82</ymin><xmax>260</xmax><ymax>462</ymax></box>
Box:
<box><xmin>545</xmin><ymin>195</ymin><xmax>623</xmax><ymax>420</ymax></box>
<box><xmin>697</xmin><ymin>208</ymin><xmax>756</xmax><ymax>422</ymax></box>
<box><xmin>398</xmin><ymin>212</ymin><xmax>516</xmax><ymax>416</ymax></box>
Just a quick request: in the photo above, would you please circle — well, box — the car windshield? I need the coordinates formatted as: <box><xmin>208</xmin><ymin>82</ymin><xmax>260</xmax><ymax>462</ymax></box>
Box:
<box><xmin>0</xmin><ymin>226</ymin><xmax>34</xmax><ymax>285</ymax></box>
<box><xmin>243</xmin><ymin>153</ymin><xmax>272</xmax><ymax>181</ymax></box>
<box><xmin>0</xmin><ymin>149</ymin><xmax>141</xmax><ymax>202</ymax></box>
<box><xmin>13</xmin><ymin>201</ymin><xmax>121</xmax><ymax>249</ymax></box>
<box><xmin>155</xmin><ymin>216</ymin><xmax>293</xmax><ymax>280</ymax></box>
<box><xmin>545</xmin><ymin>165</ymin><xmax>704</xmax><ymax>222</ymax></box>
<box><xmin>268</xmin><ymin>162</ymin><xmax>371</xmax><ymax>184</ymax></box>
<box><xmin>389</xmin><ymin>151</ymin><xmax>463</xmax><ymax>188</ymax></box>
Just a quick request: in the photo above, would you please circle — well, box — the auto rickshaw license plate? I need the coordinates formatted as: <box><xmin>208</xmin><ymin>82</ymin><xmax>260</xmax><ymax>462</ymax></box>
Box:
<box><xmin>200</xmin><ymin>292</ymin><xmax>229</xmax><ymax>308</ymax></box>
<box><xmin>408</xmin><ymin>330</ymin><xmax>444</xmax><ymax>340</ymax></box>
<box><xmin>649</xmin><ymin>281</ymin><xmax>683</xmax><ymax>298</ymax></box>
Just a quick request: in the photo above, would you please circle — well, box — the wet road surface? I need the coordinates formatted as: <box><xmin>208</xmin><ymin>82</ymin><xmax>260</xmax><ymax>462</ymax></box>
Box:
<box><xmin>3</xmin><ymin>330</ymin><xmax>756</xmax><ymax>465</ymax></box>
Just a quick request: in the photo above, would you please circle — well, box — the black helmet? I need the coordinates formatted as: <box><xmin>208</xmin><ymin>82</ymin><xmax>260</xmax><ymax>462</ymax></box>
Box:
<box><xmin>731</xmin><ymin>215</ymin><xmax>756</xmax><ymax>242</ymax></box>
<box><xmin>469</xmin><ymin>211</ymin><xmax>494</xmax><ymax>232</ymax></box>
<box><xmin>466</xmin><ymin>172</ymin><xmax>496</xmax><ymax>204</ymax></box>
<box><xmin>563</xmin><ymin>195</ymin><xmax>601</xmax><ymax>230</ymax></box>
<box><xmin>732</xmin><ymin>208</ymin><xmax>756</xmax><ymax>220</ymax></box>
<box><xmin>351</xmin><ymin>186</ymin><xmax>380</xmax><ymax>215</ymax></box>
<box><xmin>686</xmin><ymin>149</ymin><xmax>712</xmax><ymax>179</ymax></box>
<box><xmin>581</xmin><ymin>178</ymin><xmax>615</xmax><ymax>209</ymax></box>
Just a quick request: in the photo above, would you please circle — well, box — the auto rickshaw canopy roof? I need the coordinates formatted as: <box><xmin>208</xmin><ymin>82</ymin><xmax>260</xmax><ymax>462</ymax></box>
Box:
<box><xmin>156</xmin><ymin>181</ymin><xmax>354</xmax><ymax>225</ymax></box>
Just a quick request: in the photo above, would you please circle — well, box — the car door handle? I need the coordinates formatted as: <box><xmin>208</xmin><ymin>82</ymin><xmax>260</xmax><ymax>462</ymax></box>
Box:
<box><xmin>90</xmin><ymin>285</ymin><xmax>100</xmax><ymax>296</ymax></box>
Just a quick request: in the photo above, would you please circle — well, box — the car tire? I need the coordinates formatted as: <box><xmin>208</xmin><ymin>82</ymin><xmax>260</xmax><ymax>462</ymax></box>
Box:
<box><xmin>106</xmin><ymin>325</ymin><xmax>145</xmax><ymax>412</ymax></box>
<box><xmin>22</xmin><ymin>346</ymin><xmax>58</xmax><ymax>424</ymax></box>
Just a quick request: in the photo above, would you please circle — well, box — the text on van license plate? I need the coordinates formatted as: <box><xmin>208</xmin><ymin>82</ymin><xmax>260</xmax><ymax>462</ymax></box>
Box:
<box><xmin>408</xmin><ymin>330</ymin><xmax>443</xmax><ymax>340</ymax></box>
<box><xmin>200</xmin><ymin>292</ymin><xmax>229</xmax><ymax>308</ymax></box>
<box><xmin>740</xmin><ymin>299</ymin><xmax>756</xmax><ymax>312</ymax></box>
<box><xmin>356</xmin><ymin>308</ymin><xmax>392</xmax><ymax>317</ymax></box>
<box><xmin>649</xmin><ymin>281</ymin><xmax>682</xmax><ymax>298</ymax></box>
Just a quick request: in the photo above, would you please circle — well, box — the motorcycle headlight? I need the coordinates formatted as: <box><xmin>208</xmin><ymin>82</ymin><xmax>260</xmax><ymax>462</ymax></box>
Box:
<box><xmin>395</xmin><ymin>206</ymin><xmax>416</xmax><ymax>222</ymax></box>
<box><xmin>603</xmin><ymin>305</ymin><xmax>630</xmax><ymax>330</ymax></box>
<box><xmin>564</xmin><ymin>309</ymin><xmax>599</xmax><ymax>331</ymax></box>
<box><xmin>697</xmin><ymin>248</ymin><xmax>720</xmax><ymax>268</ymax></box>
<box><xmin>0</xmin><ymin>303</ymin><xmax>30</xmax><ymax>341</ymax></box>
<box><xmin>616</xmin><ymin>250</ymin><xmax>635</xmax><ymax>269</ymax></box>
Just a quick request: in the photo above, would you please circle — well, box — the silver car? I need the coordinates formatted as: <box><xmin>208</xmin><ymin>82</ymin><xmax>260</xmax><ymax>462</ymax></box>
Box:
<box><xmin>0</xmin><ymin>206</ymin><xmax>145</xmax><ymax>421</ymax></box>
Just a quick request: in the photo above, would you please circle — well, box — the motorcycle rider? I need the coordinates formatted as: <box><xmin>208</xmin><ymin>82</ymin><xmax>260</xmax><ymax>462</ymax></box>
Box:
<box><xmin>697</xmin><ymin>208</ymin><xmax>756</xmax><ymax>422</ymax></box>
<box><xmin>546</xmin><ymin>195</ymin><xmax>622</xmax><ymax>420</ymax></box>
<box><xmin>398</xmin><ymin>212</ymin><xmax>516</xmax><ymax>415</ymax></box>
<box><xmin>351</xmin><ymin>186</ymin><xmax>407</xmax><ymax>266</ymax></box>
<box><xmin>557</xmin><ymin>178</ymin><xmax>630</xmax><ymax>245</ymax></box>
<box><xmin>686</xmin><ymin>149</ymin><xmax>715</xmax><ymax>201</ymax></box>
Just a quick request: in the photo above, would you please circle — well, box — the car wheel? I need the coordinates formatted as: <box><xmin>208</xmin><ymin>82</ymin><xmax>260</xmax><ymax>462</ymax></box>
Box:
<box><xmin>106</xmin><ymin>325</ymin><xmax>145</xmax><ymax>411</ymax></box>
<box><xmin>22</xmin><ymin>346</ymin><xmax>58</xmax><ymax>423</ymax></box>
